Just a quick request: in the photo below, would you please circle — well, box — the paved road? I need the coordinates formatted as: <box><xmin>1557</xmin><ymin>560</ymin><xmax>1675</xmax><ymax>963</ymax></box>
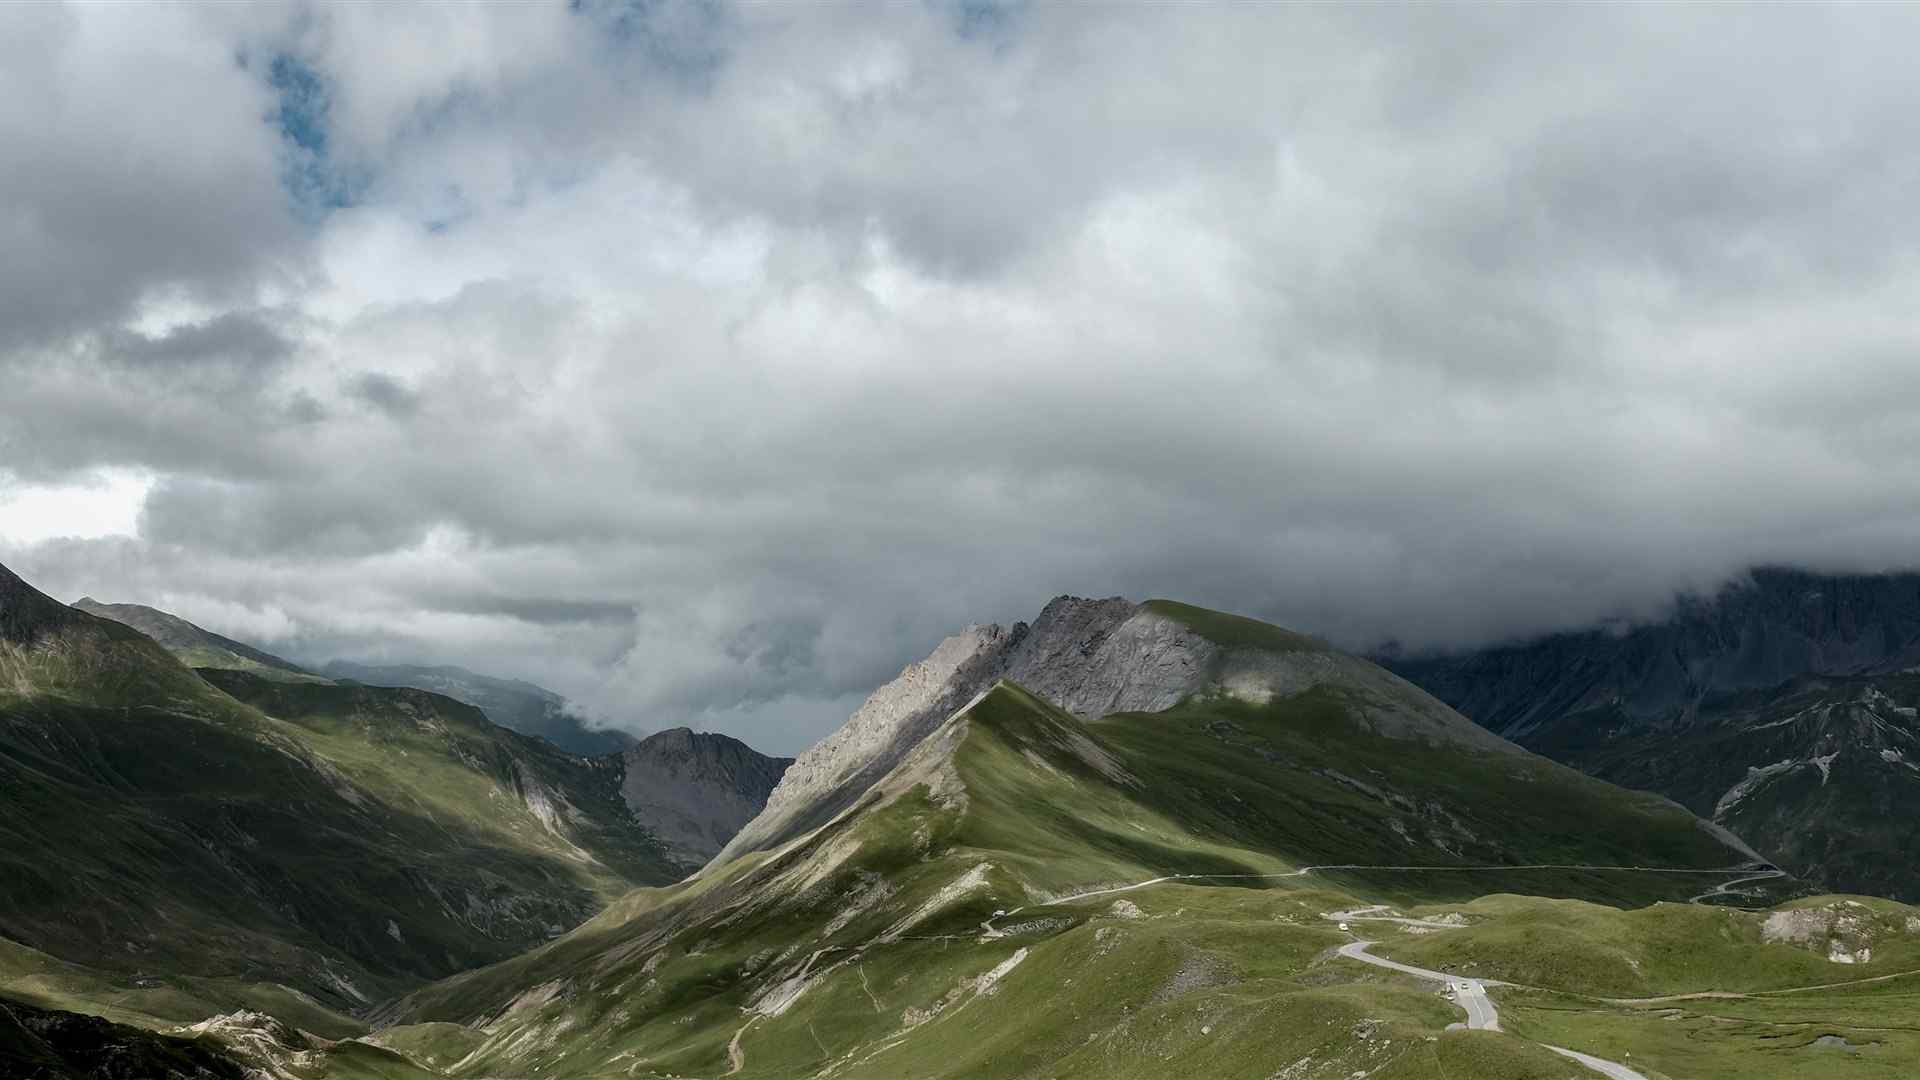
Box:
<box><xmin>1543</xmin><ymin>1044</ymin><xmax>1651</xmax><ymax>1080</ymax></box>
<box><xmin>1335</xmin><ymin>940</ymin><xmax>1502</xmax><ymax>1031</ymax></box>
<box><xmin>1326</xmin><ymin>905</ymin><xmax>1464</xmax><ymax>932</ymax></box>
<box><xmin>1688</xmin><ymin>868</ymin><xmax>1788</xmax><ymax>904</ymax></box>
<box><xmin>1337</xmin><ymin>940</ymin><xmax>1656</xmax><ymax>1077</ymax></box>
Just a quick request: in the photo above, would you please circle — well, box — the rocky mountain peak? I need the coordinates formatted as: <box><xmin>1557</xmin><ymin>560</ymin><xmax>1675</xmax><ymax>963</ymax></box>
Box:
<box><xmin>713</xmin><ymin>594</ymin><xmax>1503</xmax><ymax>869</ymax></box>
<box><xmin>619</xmin><ymin>727</ymin><xmax>792</xmax><ymax>867</ymax></box>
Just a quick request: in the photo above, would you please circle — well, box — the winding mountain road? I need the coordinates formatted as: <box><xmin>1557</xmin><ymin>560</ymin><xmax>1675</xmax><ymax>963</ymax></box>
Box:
<box><xmin>1688</xmin><ymin>867</ymin><xmax>1788</xmax><ymax>904</ymax></box>
<box><xmin>1335</xmin><ymin>939</ymin><xmax>1502</xmax><ymax>1030</ymax></box>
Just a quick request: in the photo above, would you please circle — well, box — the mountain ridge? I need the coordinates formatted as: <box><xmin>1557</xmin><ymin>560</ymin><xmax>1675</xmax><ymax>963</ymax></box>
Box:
<box><xmin>718</xmin><ymin>594</ymin><xmax>1513</xmax><ymax>869</ymax></box>
<box><xmin>71</xmin><ymin>598</ymin><xmax>326</xmax><ymax>683</ymax></box>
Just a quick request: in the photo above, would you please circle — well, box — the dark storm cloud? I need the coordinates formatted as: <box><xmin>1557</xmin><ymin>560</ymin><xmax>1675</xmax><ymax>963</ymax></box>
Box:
<box><xmin>8</xmin><ymin>3</ymin><xmax>1920</xmax><ymax>753</ymax></box>
<box><xmin>342</xmin><ymin>372</ymin><xmax>422</xmax><ymax>417</ymax></box>
<box><xmin>0</xmin><ymin>6</ymin><xmax>305</xmax><ymax>351</ymax></box>
<box><xmin>0</xmin><ymin>315</ymin><xmax>312</xmax><ymax>486</ymax></box>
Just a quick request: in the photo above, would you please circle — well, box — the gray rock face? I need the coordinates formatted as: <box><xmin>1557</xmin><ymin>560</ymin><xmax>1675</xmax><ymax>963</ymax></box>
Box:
<box><xmin>618</xmin><ymin>727</ymin><xmax>792</xmax><ymax>866</ymax></box>
<box><xmin>1001</xmin><ymin>597</ymin><xmax>1215</xmax><ymax>718</ymax></box>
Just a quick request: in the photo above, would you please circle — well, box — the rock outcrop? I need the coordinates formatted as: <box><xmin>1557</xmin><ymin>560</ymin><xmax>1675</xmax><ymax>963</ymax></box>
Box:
<box><xmin>1000</xmin><ymin>596</ymin><xmax>1211</xmax><ymax>718</ymax></box>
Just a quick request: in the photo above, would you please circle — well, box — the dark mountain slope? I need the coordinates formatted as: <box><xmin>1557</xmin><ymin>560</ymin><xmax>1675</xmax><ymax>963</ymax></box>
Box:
<box><xmin>1385</xmin><ymin>566</ymin><xmax>1920</xmax><ymax>900</ymax></box>
<box><xmin>0</xmin><ymin>561</ymin><xmax>684</xmax><ymax>1014</ymax></box>
<box><xmin>0</xmin><ymin>995</ymin><xmax>249</xmax><ymax>1080</ymax></box>
<box><xmin>1385</xmin><ymin>567</ymin><xmax>1920</xmax><ymax>739</ymax></box>
<box><xmin>1527</xmin><ymin>673</ymin><xmax>1920</xmax><ymax>899</ymax></box>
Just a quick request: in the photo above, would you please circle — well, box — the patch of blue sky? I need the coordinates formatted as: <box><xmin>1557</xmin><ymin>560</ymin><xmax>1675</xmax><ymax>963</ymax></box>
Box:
<box><xmin>254</xmin><ymin>51</ymin><xmax>369</xmax><ymax>221</ymax></box>
<box><xmin>570</xmin><ymin>0</ymin><xmax>729</xmax><ymax>93</ymax></box>
<box><xmin>948</xmin><ymin>0</ymin><xmax>1023</xmax><ymax>47</ymax></box>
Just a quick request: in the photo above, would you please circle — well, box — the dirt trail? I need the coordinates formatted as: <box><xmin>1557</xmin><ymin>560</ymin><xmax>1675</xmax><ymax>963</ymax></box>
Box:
<box><xmin>724</xmin><ymin>1016</ymin><xmax>759</xmax><ymax>1076</ymax></box>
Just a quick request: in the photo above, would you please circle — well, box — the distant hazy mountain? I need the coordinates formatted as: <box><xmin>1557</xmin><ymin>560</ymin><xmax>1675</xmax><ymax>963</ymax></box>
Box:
<box><xmin>1386</xmin><ymin>567</ymin><xmax>1920</xmax><ymax>899</ymax></box>
<box><xmin>321</xmin><ymin>660</ymin><xmax>637</xmax><ymax>756</ymax></box>
<box><xmin>70</xmin><ymin>598</ymin><xmax>326</xmax><ymax>683</ymax></box>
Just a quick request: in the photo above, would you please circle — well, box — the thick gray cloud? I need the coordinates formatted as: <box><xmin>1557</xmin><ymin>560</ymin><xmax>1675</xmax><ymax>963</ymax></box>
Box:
<box><xmin>5</xmin><ymin>3</ymin><xmax>1920</xmax><ymax>753</ymax></box>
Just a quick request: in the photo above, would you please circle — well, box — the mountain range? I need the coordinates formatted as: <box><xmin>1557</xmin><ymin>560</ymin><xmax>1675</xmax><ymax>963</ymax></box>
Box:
<box><xmin>362</xmin><ymin>595</ymin><xmax>1862</xmax><ymax>1080</ymax></box>
<box><xmin>8</xmin><ymin>562</ymin><xmax>1920</xmax><ymax>1079</ymax></box>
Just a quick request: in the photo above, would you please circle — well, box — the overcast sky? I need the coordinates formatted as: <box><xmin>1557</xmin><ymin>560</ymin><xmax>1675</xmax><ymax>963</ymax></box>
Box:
<box><xmin>5</xmin><ymin>3</ymin><xmax>1920</xmax><ymax>751</ymax></box>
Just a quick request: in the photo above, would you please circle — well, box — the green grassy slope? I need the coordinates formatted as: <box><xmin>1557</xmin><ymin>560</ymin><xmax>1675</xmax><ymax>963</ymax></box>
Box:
<box><xmin>0</xmin><ymin>562</ymin><xmax>683</xmax><ymax>1020</ymax></box>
